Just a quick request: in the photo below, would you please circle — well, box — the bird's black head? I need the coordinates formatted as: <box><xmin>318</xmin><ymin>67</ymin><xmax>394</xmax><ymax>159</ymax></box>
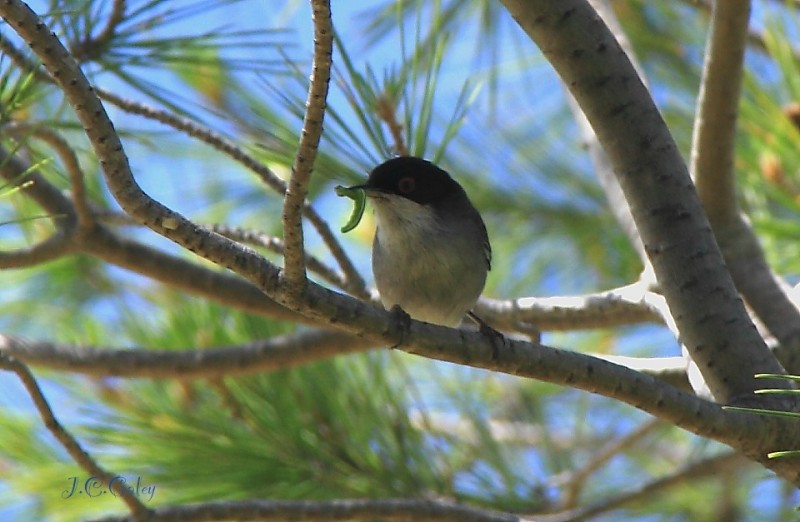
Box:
<box><xmin>360</xmin><ymin>156</ymin><xmax>463</xmax><ymax>206</ymax></box>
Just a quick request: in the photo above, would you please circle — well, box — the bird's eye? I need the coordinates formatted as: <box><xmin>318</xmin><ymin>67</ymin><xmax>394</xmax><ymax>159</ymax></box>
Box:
<box><xmin>397</xmin><ymin>176</ymin><xmax>416</xmax><ymax>194</ymax></box>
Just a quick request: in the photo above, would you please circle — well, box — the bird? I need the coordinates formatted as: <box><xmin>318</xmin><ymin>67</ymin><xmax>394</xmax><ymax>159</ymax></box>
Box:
<box><xmin>347</xmin><ymin>156</ymin><xmax>491</xmax><ymax>328</ymax></box>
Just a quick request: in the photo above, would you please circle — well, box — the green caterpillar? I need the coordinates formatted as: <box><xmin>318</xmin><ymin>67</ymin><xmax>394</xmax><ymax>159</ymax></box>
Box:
<box><xmin>335</xmin><ymin>185</ymin><xmax>366</xmax><ymax>233</ymax></box>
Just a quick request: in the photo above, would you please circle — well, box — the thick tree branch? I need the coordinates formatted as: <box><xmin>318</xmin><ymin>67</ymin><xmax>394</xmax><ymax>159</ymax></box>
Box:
<box><xmin>689</xmin><ymin>0</ymin><xmax>800</xmax><ymax>374</ymax></box>
<box><xmin>89</xmin><ymin>498</ymin><xmax>527</xmax><ymax>522</ymax></box>
<box><xmin>0</xmin><ymin>331</ymin><xmax>693</xmax><ymax>395</ymax></box>
<box><xmin>690</xmin><ymin>0</ymin><xmax>749</xmax><ymax>225</ymax></box>
<box><xmin>568</xmin><ymin>0</ymin><xmax>648</xmax><ymax>267</ymax></box>
<box><xmin>281</xmin><ymin>0</ymin><xmax>333</xmax><ymax>304</ymax></box>
<box><xmin>476</xmin><ymin>283</ymin><xmax>662</xmax><ymax>331</ymax></box>
<box><xmin>83</xmin><ymin>225</ymin><xmax>307</xmax><ymax>323</ymax></box>
<box><xmin>715</xmin><ymin>222</ymin><xmax>800</xmax><ymax>375</ymax></box>
<box><xmin>0</xmin><ymin>353</ymin><xmax>151</xmax><ymax>519</ymax></box>
<box><xmin>595</xmin><ymin>355</ymin><xmax>688</xmax><ymax>390</ymax></box>
<box><xmin>0</xmin><ymin>330</ymin><xmax>370</xmax><ymax>378</ymax></box>
<box><xmin>497</xmin><ymin>0</ymin><xmax>789</xmax><ymax>405</ymax></box>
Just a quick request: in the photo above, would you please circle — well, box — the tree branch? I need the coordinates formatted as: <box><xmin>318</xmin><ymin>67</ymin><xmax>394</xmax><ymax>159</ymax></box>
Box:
<box><xmin>0</xmin><ymin>145</ymin><xmax>305</xmax><ymax>322</ymax></box>
<box><xmin>83</xmin><ymin>225</ymin><xmax>308</xmax><ymax>323</ymax></box>
<box><xmin>544</xmin><ymin>451</ymin><xmax>746</xmax><ymax>522</ymax></box>
<box><xmin>0</xmin><ymin>229</ymin><xmax>76</xmax><ymax>268</ymax></box>
<box><xmin>5</xmin><ymin>122</ymin><xmax>94</xmax><ymax>227</ymax></box>
<box><xmin>88</xmin><ymin>498</ymin><xmax>527</xmax><ymax>522</ymax></box>
<box><xmin>556</xmin><ymin>418</ymin><xmax>662</xmax><ymax>509</ymax></box>
<box><xmin>95</xmin><ymin>89</ymin><xmax>368</xmax><ymax>300</ymax></box>
<box><xmin>70</xmin><ymin>0</ymin><xmax>127</xmax><ymax>62</ymax></box>
<box><xmin>497</xmin><ymin>0</ymin><xmax>790</xmax><ymax>404</ymax></box>
<box><xmin>0</xmin><ymin>146</ymin><xmax>79</xmax><ymax>268</ymax></box>
<box><xmin>690</xmin><ymin>0</ymin><xmax>800</xmax><ymax>61</ymax></box>
<box><xmin>0</xmin><ymin>145</ymin><xmax>77</xmax><ymax>224</ymax></box>
<box><xmin>281</xmin><ymin>0</ymin><xmax>334</xmax><ymax>304</ymax></box>
<box><xmin>0</xmin><ymin>353</ymin><xmax>151</xmax><ymax>519</ymax></box>
<box><xmin>690</xmin><ymin>0</ymin><xmax>750</xmax><ymax>225</ymax></box>
<box><xmin>209</xmin><ymin>224</ymin><xmax>349</xmax><ymax>291</ymax></box>
<box><xmin>476</xmin><ymin>282</ymin><xmax>662</xmax><ymax>331</ymax></box>
<box><xmin>567</xmin><ymin>0</ymin><xmax>649</xmax><ymax>267</ymax></box>
<box><xmin>0</xmin><ymin>330</ymin><xmax>370</xmax><ymax>378</ymax></box>
<box><xmin>0</xmin><ymin>29</ymin><xmax>366</xmax><ymax>299</ymax></box>
<box><xmin>689</xmin><ymin>0</ymin><xmax>800</xmax><ymax>375</ymax></box>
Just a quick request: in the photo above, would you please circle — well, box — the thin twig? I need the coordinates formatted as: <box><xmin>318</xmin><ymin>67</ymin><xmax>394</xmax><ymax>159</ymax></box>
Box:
<box><xmin>0</xmin><ymin>32</ymin><xmax>49</xmax><ymax>82</ymax></box>
<box><xmin>0</xmin><ymin>145</ymin><xmax>79</xmax><ymax>267</ymax></box>
<box><xmin>544</xmin><ymin>452</ymin><xmax>746</xmax><ymax>522</ymax></box>
<box><xmin>0</xmin><ymin>353</ymin><xmax>151</xmax><ymax>519</ymax></box>
<box><xmin>556</xmin><ymin>418</ymin><xmax>663</xmax><ymax>509</ymax></box>
<box><xmin>4</xmin><ymin>122</ymin><xmax>94</xmax><ymax>227</ymax></box>
<box><xmin>281</xmin><ymin>0</ymin><xmax>334</xmax><ymax>304</ymax></box>
<box><xmin>375</xmin><ymin>94</ymin><xmax>409</xmax><ymax>156</ymax></box>
<box><xmin>0</xmin><ymin>230</ymin><xmax>76</xmax><ymax>268</ymax></box>
<box><xmin>71</xmin><ymin>0</ymin><xmax>127</xmax><ymax>62</ymax></box>
<box><xmin>0</xmin><ymin>145</ymin><xmax>77</xmax><ymax>222</ymax></box>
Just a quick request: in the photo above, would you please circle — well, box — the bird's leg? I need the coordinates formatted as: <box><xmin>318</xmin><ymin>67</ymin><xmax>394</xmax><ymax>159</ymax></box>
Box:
<box><xmin>468</xmin><ymin>311</ymin><xmax>507</xmax><ymax>361</ymax></box>
<box><xmin>387</xmin><ymin>304</ymin><xmax>412</xmax><ymax>348</ymax></box>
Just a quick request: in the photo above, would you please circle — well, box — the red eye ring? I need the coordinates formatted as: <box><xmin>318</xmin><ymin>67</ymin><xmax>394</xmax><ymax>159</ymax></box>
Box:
<box><xmin>397</xmin><ymin>176</ymin><xmax>415</xmax><ymax>193</ymax></box>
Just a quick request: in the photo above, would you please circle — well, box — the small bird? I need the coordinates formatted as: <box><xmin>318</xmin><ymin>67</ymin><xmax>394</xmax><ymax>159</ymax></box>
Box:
<box><xmin>348</xmin><ymin>156</ymin><xmax>491</xmax><ymax>327</ymax></box>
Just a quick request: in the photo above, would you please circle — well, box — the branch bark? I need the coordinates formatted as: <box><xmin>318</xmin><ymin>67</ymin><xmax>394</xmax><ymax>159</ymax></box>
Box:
<box><xmin>88</xmin><ymin>498</ymin><xmax>527</xmax><ymax>522</ymax></box>
<box><xmin>476</xmin><ymin>283</ymin><xmax>662</xmax><ymax>331</ymax></box>
<box><xmin>497</xmin><ymin>0</ymin><xmax>790</xmax><ymax>405</ymax></box>
<box><xmin>0</xmin><ymin>331</ymin><xmax>370</xmax><ymax>378</ymax></box>
<box><xmin>567</xmin><ymin>0</ymin><xmax>649</xmax><ymax>268</ymax></box>
<box><xmin>281</xmin><ymin>0</ymin><xmax>334</xmax><ymax>304</ymax></box>
<box><xmin>689</xmin><ymin>0</ymin><xmax>800</xmax><ymax>374</ymax></box>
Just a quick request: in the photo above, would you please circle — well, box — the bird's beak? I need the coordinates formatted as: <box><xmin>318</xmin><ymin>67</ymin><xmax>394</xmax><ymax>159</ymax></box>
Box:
<box><xmin>347</xmin><ymin>184</ymin><xmax>382</xmax><ymax>198</ymax></box>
